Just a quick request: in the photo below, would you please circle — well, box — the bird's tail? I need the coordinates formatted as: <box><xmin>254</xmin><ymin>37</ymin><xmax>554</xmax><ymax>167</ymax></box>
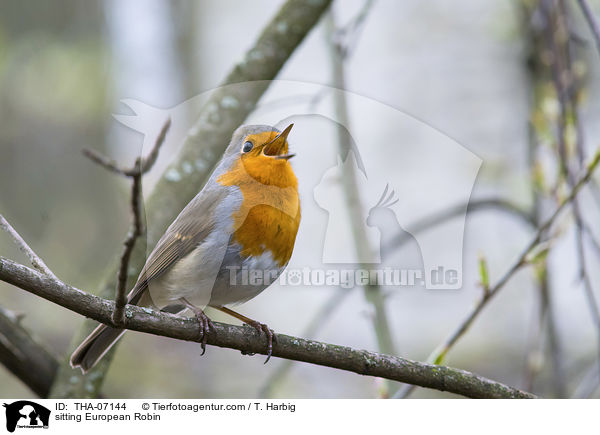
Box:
<box><xmin>69</xmin><ymin>324</ymin><xmax>126</xmax><ymax>373</ymax></box>
<box><xmin>70</xmin><ymin>281</ymin><xmax>153</xmax><ymax>373</ymax></box>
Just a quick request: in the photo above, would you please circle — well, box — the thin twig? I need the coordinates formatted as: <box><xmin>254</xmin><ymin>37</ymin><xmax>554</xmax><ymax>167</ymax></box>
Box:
<box><xmin>522</xmin><ymin>15</ymin><xmax>567</xmax><ymax>395</ymax></box>
<box><xmin>581</xmin><ymin>220</ymin><xmax>600</xmax><ymax>258</ymax></box>
<box><xmin>0</xmin><ymin>214</ymin><xmax>59</xmax><ymax>281</ymax></box>
<box><xmin>83</xmin><ymin>118</ymin><xmax>170</xmax><ymax>326</ymax></box>
<box><xmin>530</xmin><ymin>153</ymin><xmax>566</xmax><ymax>396</ymax></box>
<box><xmin>394</xmin><ymin>148</ymin><xmax>600</xmax><ymax>399</ymax></box>
<box><xmin>334</xmin><ymin>0</ymin><xmax>376</xmax><ymax>58</ymax></box>
<box><xmin>431</xmin><ymin>149</ymin><xmax>600</xmax><ymax>360</ymax></box>
<box><xmin>260</xmin><ymin>196</ymin><xmax>533</xmax><ymax>397</ymax></box>
<box><xmin>547</xmin><ymin>0</ymin><xmax>600</xmax><ymax>383</ymax></box>
<box><xmin>112</xmin><ymin>168</ymin><xmax>143</xmax><ymax>325</ymax></box>
<box><xmin>537</xmin><ymin>265</ymin><xmax>565</xmax><ymax>397</ymax></box>
<box><xmin>83</xmin><ymin>118</ymin><xmax>171</xmax><ymax>177</ymax></box>
<box><xmin>587</xmin><ymin>179</ymin><xmax>600</xmax><ymax>211</ymax></box>
<box><xmin>382</xmin><ymin>198</ymin><xmax>535</xmax><ymax>257</ymax></box>
<box><xmin>81</xmin><ymin>149</ymin><xmax>128</xmax><ymax>177</ymax></box>
<box><xmin>574</xmin><ymin>217</ymin><xmax>600</xmax><ymax>374</ymax></box>
<box><xmin>577</xmin><ymin>0</ymin><xmax>600</xmax><ymax>58</ymax></box>
<box><xmin>326</xmin><ymin>9</ymin><xmax>397</xmax><ymax>399</ymax></box>
<box><xmin>573</xmin><ymin>359</ymin><xmax>600</xmax><ymax>398</ymax></box>
<box><xmin>0</xmin><ymin>257</ymin><xmax>536</xmax><ymax>399</ymax></box>
<box><xmin>522</xmin><ymin>273</ymin><xmax>545</xmax><ymax>394</ymax></box>
<box><xmin>139</xmin><ymin>118</ymin><xmax>172</xmax><ymax>174</ymax></box>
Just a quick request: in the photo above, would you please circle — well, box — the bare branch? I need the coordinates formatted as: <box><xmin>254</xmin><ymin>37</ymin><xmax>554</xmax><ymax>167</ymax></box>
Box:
<box><xmin>0</xmin><ymin>214</ymin><xmax>59</xmax><ymax>282</ymax></box>
<box><xmin>574</xmin><ymin>213</ymin><xmax>600</xmax><ymax>374</ymax></box>
<box><xmin>139</xmin><ymin>118</ymin><xmax>171</xmax><ymax>174</ymax></box>
<box><xmin>0</xmin><ymin>211</ymin><xmax>62</xmax><ymax>397</ymax></box>
<box><xmin>263</xmin><ymin>197</ymin><xmax>535</xmax><ymax>398</ymax></box>
<box><xmin>577</xmin><ymin>0</ymin><xmax>600</xmax><ymax>58</ymax></box>
<box><xmin>82</xmin><ymin>119</ymin><xmax>171</xmax><ymax>326</ymax></box>
<box><xmin>460</xmin><ymin>149</ymin><xmax>595</xmax><ymax>317</ymax></box>
<box><xmin>382</xmin><ymin>198</ymin><xmax>535</xmax><ymax>257</ymax></box>
<box><xmin>573</xmin><ymin>360</ymin><xmax>600</xmax><ymax>398</ymax></box>
<box><xmin>581</xmin><ymin>221</ymin><xmax>600</xmax><ymax>259</ymax></box>
<box><xmin>429</xmin><ymin>149</ymin><xmax>600</xmax><ymax>362</ymax></box>
<box><xmin>83</xmin><ymin>118</ymin><xmax>171</xmax><ymax>177</ymax></box>
<box><xmin>334</xmin><ymin>0</ymin><xmax>376</xmax><ymax>58</ymax></box>
<box><xmin>522</xmin><ymin>265</ymin><xmax>565</xmax><ymax>396</ymax></box>
<box><xmin>0</xmin><ymin>306</ymin><xmax>58</xmax><ymax>397</ymax></box>
<box><xmin>544</xmin><ymin>0</ymin><xmax>600</xmax><ymax>383</ymax></box>
<box><xmin>326</xmin><ymin>9</ymin><xmax>396</xmax><ymax>399</ymax></box>
<box><xmin>113</xmin><ymin>120</ymin><xmax>171</xmax><ymax>324</ymax></box>
<box><xmin>527</xmin><ymin>137</ymin><xmax>566</xmax><ymax>397</ymax></box>
<box><xmin>0</xmin><ymin>257</ymin><xmax>535</xmax><ymax>399</ymax></box>
<box><xmin>81</xmin><ymin>149</ymin><xmax>129</xmax><ymax>177</ymax></box>
<box><xmin>394</xmin><ymin>148</ymin><xmax>600</xmax><ymax>399</ymax></box>
<box><xmin>112</xmin><ymin>169</ymin><xmax>143</xmax><ymax>326</ymax></box>
<box><xmin>520</xmin><ymin>6</ymin><xmax>568</xmax><ymax>395</ymax></box>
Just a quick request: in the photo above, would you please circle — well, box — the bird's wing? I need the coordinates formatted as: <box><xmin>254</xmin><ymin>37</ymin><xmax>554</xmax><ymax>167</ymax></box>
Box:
<box><xmin>127</xmin><ymin>186</ymin><xmax>230</xmax><ymax>305</ymax></box>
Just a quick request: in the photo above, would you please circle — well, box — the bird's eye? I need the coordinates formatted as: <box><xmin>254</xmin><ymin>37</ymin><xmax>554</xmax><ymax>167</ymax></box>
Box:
<box><xmin>242</xmin><ymin>141</ymin><xmax>253</xmax><ymax>153</ymax></box>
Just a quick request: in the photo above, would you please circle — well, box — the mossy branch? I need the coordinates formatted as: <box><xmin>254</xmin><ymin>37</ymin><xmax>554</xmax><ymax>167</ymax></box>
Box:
<box><xmin>0</xmin><ymin>257</ymin><xmax>535</xmax><ymax>399</ymax></box>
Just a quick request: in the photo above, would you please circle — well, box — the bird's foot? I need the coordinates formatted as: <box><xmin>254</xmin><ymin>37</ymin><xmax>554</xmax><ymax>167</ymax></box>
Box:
<box><xmin>214</xmin><ymin>306</ymin><xmax>277</xmax><ymax>363</ymax></box>
<box><xmin>245</xmin><ymin>320</ymin><xmax>277</xmax><ymax>364</ymax></box>
<box><xmin>180</xmin><ymin>298</ymin><xmax>215</xmax><ymax>355</ymax></box>
<box><xmin>193</xmin><ymin>309</ymin><xmax>215</xmax><ymax>355</ymax></box>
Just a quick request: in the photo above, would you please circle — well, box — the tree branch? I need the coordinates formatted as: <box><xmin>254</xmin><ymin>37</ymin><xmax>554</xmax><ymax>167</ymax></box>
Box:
<box><xmin>577</xmin><ymin>0</ymin><xmax>600</xmax><ymax>58</ymax></box>
<box><xmin>395</xmin><ymin>148</ymin><xmax>600</xmax><ymax>399</ymax></box>
<box><xmin>0</xmin><ymin>214</ymin><xmax>59</xmax><ymax>281</ymax></box>
<box><xmin>111</xmin><ymin>171</ymin><xmax>143</xmax><ymax>325</ymax></box>
<box><xmin>544</xmin><ymin>0</ymin><xmax>600</xmax><ymax>385</ymax></box>
<box><xmin>262</xmin><ymin>193</ymin><xmax>536</xmax><ymax>398</ymax></box>
<box><xmin>0</xmin><ymin>307</ymin><xmax>58</xmax><ymax>397</ymax></box>
<box><xmin>429</xmin><ymin>148</ymin><xmax>600</xmax><ymax>362</ymax></box>
<box><xmin>0</xmin><ymin>257</ymin><xmax>535</xmax><ymax>399</ymax></box>
<box><xmin>82</xmin><ymin>118</ymin><xmax>171</xmax><ymax>178</ymax></box>
<box><xmin>0</xmin><ymin>214</ymin><xmax>61</xmax><ymax>397</ymax></box>
<box><xmin>83</xmin><ymin>118</ymin><xmax>171</xmax><ymax>326</ymax></box>
<box><xmin>525</xmin><ymin>110</ymin><xmax>566</xmax><ymax>397</ymax></box>
<box><xmin>382</xmin><ymin>198</ymin><xmax>535</xmax><ymax>257</ymax></box>
<box><xmin>326</xmin><ymin>8</ymin><xmax>397</xmax><ymax>390</ymax></box>
<box><xmin>261</xmin><ymin>197</ymin><xmax>536</xmax><ymax>398</ymax></box>
<box><xmin>518</xmin><ymin>3</ymin><xmax>561</xmax><ymax>396</ymax></box>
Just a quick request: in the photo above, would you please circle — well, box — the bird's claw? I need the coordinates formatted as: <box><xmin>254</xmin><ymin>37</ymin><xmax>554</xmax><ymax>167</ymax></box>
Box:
<box><xmin>247</xmin><ymin>321</ymin><xmax>276</xmax><ymax>363</ymax></box>
<box><xmin>193</xmin><ymin>310</ymin><xmax>214</xmax><ymax>355</ymax></box>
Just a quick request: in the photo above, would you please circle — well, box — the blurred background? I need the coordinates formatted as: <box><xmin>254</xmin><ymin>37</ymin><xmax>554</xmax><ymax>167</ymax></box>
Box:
<box><xmin>1</xmin><ymin>0</ymin><xmax>600</xmax><ymax>398</ymax></box>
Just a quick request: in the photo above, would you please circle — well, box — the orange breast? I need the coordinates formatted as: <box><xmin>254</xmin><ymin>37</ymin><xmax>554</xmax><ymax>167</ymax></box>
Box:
<box><xmin>217</xmin><ymin>155</ymin><xmax>301</xmax><ymax>267</ymax></box>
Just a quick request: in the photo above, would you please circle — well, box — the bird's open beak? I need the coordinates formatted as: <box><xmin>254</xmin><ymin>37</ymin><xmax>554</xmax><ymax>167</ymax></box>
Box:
<box><xmin>264</xmin><ymin>123</ymin><xmax>295</xmax><ymax>160</ymax></box>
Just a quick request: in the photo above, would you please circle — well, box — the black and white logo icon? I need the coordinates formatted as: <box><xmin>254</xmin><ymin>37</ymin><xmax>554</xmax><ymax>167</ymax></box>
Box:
<box><xmin>3</xmin><ymin>401</ymin><xmax>50</xmax><ymax>433</ymax></box>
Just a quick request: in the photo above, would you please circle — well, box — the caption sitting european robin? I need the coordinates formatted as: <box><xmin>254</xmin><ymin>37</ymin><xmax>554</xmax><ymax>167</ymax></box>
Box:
<box><xmin>70</xmin><ymin>124</ymin><xmax>301</xmax><ymax>373</ymax></box>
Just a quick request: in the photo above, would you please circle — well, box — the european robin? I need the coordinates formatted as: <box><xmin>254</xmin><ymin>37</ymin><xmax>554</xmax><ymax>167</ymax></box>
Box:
<box><xmin>70</xmin><ymin>124</ymin><xmax>301</xmax><ymax>373</ymax></box>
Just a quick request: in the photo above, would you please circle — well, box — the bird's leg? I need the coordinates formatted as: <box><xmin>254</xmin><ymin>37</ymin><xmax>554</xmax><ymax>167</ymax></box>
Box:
<box><xmin>180</xmin><ymin>298</ymin><xmax>214</xmax><ymax>355</ymax></box>
<box><xmin>215</xmin><ymin>306</ymin><xmax>277</xmax><ymax>363</ymax></box>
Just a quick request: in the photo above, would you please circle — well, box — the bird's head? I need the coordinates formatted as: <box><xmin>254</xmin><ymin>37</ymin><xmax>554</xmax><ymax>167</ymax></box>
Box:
<box><xmin>219</xmin><ymin>124</ymin><xmax>297</xmax><ymax>188</ymax></box>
